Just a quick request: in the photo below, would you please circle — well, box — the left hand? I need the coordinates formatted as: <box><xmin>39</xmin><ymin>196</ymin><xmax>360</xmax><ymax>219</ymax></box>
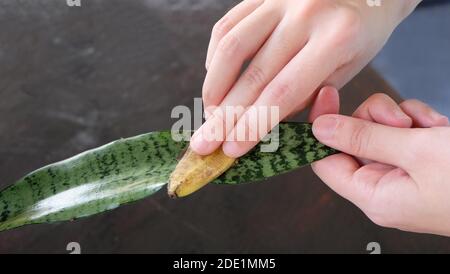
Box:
<box><xmin>310</xmin><ymin>87</ymin><xmax>450</xmax><ymax>236</ymax></box>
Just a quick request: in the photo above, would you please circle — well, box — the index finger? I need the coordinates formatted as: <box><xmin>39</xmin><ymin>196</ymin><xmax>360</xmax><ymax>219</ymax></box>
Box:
<box><xmin>312</xmin><ymin>114</ymin><xmax>415</xmax><ymax>169</ymax></box>
<box><xmin>202</xmin><ymin>3</ymin><xmax>281</xmax><ymax>109</ymax></box>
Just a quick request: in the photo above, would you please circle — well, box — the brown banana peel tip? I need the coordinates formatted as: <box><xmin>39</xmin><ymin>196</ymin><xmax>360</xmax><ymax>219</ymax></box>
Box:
<box><xmin>167</xmin><ymin>146</ymin><xmax>236</xmax><ymax>198</ymax></box>
<box><xmin>167</xmin><ymin>183</ymin><xmax>179</xmax><ymax>199</ymax></box>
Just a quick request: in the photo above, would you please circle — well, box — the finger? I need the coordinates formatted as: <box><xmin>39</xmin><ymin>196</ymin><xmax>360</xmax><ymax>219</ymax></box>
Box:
<box><xmin>292</xmin><ymin>60</ymin><xmax>355</xmax><ymax>117</ymax></box>
<box><xmin>312</xmin><ymin>114</ymin><xmax>414</xmax><ymax>168</ymax></box>
<box><xmin>323</xmin><ymin>46</ymin><xmax>383</xmax><ymax>91</ymax></box>
<box><xmin>352</xmin><ymin>93</ymin><xmax>412</xmax><ymax>166</ymax></box>
<box><xmin>223</xmin><ymin>38</ymin><xmax>341</xmax><ymax>157</ymax></box>
<box><xmin>193</xmin><ymin>19</ymin><xmax>310</xmax><ymax>155</ymax></box>
<box><xmin>206</xmin><ymin>0</ymin><xmax>265</xmax><ymax>70</ymax></box>
<box><xmin>302</xmin><ymin>57</ymin><xmax>375</xmax><ymax>117</ymax></box>
<box><xmin>353</xmin><ymin>93</ymin><xmax>412</xmax><ymax>128</ymax></box>
<box><xmin>190</xmin><ymin>105</ymin><xmax>231</xmax><ymax>155</ymax></box>
<box><xmin>221</xmin><ymin>16</ymin><xmax>310</xmax><ymax>109</ymax></box>
<box><xmin>202</xmin><ymin>4</ymin><xmax>281</xmax><ymax>109</ymax></box>
<box><xmin>399</xmin><ymin>99</ymin><xmax>449</xmax><ymax>127</ymax></box>
<box><xmin>308</xmin><ymin>86</ymin><xmax>340</xmax><ymax>122</ymax></box>
<box><xmin>312</xmin><ymin>154</ymin><xmax>394</xmax><ymax>207</ymax></box>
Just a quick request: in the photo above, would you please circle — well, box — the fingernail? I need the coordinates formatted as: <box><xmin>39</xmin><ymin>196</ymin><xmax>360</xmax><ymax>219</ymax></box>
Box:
<box><xmin>442</xmin><ymin>116</ymin><xmax>450</xmax><ymax>126</ymax></box>
<box><xmin>222</xmin><ymin>141</ymin><xmax>242</xmax><ymax>158</ymax></box>
<box><xmin>313</xmin><ymin>116</ymin><xmax>339</xmax><ymax>141</ymax></box>
<box><xmin>190</xmin><ymin>132</ymin><xmax>210</xmax><ymax>154</ymax></box>
<box><xmin>393</xmin><ymin>109</ymin><xmax>411</xmax><ymax>121</ymax></box>
<box><xmin>204</xmin><ymin>107</ymin><xmax>214</xmax><ymax>120</ymax></box>
<box><xmin>431</xmin><ymin>111</ymin><xmax>449</xmax><ymax>125</ymax></box>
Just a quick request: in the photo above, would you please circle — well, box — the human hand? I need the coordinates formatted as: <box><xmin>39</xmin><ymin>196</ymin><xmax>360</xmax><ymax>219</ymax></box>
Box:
<box><xmin>311</xmin><ymin>87</ymin><xmax>450</xmax><ymax>237</ymax></box>
<box><xmin>191</xmin><ymin>0</ymin><xmax>421</xmax><ymax>158</ymax></box>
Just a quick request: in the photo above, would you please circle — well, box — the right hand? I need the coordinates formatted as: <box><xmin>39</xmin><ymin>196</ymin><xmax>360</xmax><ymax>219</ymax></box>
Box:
<box><xmin>191</xmin><ymin>0</ymin><xmax>422</xmax><ymax>158</ymax></box>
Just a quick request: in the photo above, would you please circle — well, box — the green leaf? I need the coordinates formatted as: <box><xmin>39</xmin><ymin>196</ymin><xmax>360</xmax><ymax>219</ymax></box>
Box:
<box><xmin>0</xmin><ymin>123</ymin><xmax>337</xmax><ymax>232</ymax></box>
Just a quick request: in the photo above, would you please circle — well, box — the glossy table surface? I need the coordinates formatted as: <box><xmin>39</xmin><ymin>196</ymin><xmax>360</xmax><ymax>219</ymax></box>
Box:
<box><xmin>1</xmin><ymin>0</ymin><xmax>449</xmax><ymax>253</ymax></box>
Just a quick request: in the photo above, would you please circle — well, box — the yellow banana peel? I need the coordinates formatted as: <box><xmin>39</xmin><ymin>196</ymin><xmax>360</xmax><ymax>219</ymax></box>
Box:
<box><xmin>168</xmin><ymin>146</ymin><xmax>236</xmax><ymax>198</ymax></box>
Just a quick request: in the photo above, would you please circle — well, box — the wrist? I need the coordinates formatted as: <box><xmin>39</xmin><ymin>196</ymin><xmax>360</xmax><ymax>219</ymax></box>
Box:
<box><xmin>348</xmin><ymin>0</ymin><xmax>422</xmax><ymax>30</ymax></box>
<box><xmin>391</xmin><ymin>0</ymin><xmax>422</xmax><ymax>24</ymax></box>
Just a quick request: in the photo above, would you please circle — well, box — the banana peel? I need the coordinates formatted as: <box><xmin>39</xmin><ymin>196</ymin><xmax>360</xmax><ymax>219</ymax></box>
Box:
<box><xmin>168</xmin><ymin>146</ymin><xmax>235</xmax><ymax>198</ymax></box>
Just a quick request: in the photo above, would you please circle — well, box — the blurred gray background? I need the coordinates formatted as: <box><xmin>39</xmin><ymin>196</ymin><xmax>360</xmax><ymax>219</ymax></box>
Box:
<box><xmin>373</xmin><ymin>1</ymin><xmax>450</xmax><ymax>117</ymax></box>
<box><xmin>0</xmin><ymin>0</ymin><xmax>450</xmax><ymax>254</ymax></box>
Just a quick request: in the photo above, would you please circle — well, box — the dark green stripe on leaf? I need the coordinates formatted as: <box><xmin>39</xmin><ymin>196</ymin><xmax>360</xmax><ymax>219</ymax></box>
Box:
<box><xmin>0</xmin><ymin>123</ymin><xmax>336</xmax><ymax>232</ymax></box>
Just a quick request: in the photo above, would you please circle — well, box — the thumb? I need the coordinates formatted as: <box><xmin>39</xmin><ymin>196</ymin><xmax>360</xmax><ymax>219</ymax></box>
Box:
<box><xmin>312</xmin><ymin>114</ymin><xmax>413</xmax><ymax>169</ymax></box>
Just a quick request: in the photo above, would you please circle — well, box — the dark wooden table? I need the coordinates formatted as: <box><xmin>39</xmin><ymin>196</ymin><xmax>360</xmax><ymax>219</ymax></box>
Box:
<box><xmin>0</xmin><ymin>0</ymin><xmax>449</xmax><ymax>253</ymax></box>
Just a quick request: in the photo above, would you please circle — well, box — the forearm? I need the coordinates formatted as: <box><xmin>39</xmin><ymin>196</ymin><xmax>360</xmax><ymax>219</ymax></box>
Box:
<box><xmin>390</xmin><ymin>0</ymin><xmax>422</xmax><ymax>24</ymax></box>
<box><xmin>350</xmin><ymin>0</ymin><xmax>423</xmax><ymax>27</ymax></box>
<box><xmin>399</xmin><ymin>0</ymin><xmax>422</xmax><ymax>18</ymax></box>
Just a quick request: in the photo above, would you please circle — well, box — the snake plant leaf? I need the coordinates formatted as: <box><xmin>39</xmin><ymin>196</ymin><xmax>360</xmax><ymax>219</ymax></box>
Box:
<box><xmin>0</xmin><ymin>122</ymin><xmax>337</xmax><ymax>232</ymax></box>
<box><xmin>212</xmin><ymin>122</ymin><xmax>337</xmax><ymax>185</ymax></box>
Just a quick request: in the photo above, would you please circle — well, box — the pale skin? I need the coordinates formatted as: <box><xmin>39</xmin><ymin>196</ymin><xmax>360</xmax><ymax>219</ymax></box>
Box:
<box><xmin>310</xmin><ymin>86</ymin><xmax>450</xmax><ymax>237</ymax></box>
<box><xmin>191</xmin><ymin>0</ymin><xmax>422</xmax><ymax>157</ymax></box>
<box><xmin>190</xmin><ymin>0</ymin><xmax>450</xmax><ymax>236</ymax></box>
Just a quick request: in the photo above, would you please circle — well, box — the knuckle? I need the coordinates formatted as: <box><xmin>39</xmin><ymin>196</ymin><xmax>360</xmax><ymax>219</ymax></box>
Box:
<box><xmin>366</xmin><ymin>211</ymin><xmax>393</xmax><ymax>228</ymax></box>
<box><xmin>364</xmin><ymin>200</ymin><xmax>399</xmax><ymax>229</ymax></box>
<box><xmin>202</xmin><ymin>84</ymin><xmax>215</xmax><ymax>106</ymax></box>
<box><xmin>258</xmin><ymin>1</ymin><xmax>280</xmax><ymax>18</ymax></box>
<box><xmin>243</xmin><ymin>65</ymin><xmax>266</xmax><ymax>88</ymax></box>
<box><xmin>217</xmin><ymin>32</ymin><xmax>241</xmax><ymax>57</ymax></box>
<box><xmin>267</xmin><ymin>82</ymin><xmax>296</xmax><ymax>108</ymax></box>
<box><xmin>366</xmin><ymin>93</ymin><xmax>392</xmax><ymax>108</ymax></box>
<box><xmin>202</xmin><ymin>92</ymin><xmax>213</xmax><ymax>107</ymax></box>
<box><xmin>262</xmin><ymin>0</ymin><xmax>282</xmax><ymax>10</ymax></box>
<box><xmin>349</xmin><ymin>122</ymin><xmax>371</xmax><ymax>156</ymax></box>
<box><xmin>369</xmin><ymin>92</ymin><xmax>390</xmax><ymax>103</ymax></box>
<box><xmin>337</xmin><ymin>7</ymin><xmax>363</xmax><ymax>32</ymax></box>
<box><xmin>329</xmin><ymin>8</ymin><xmax>363</xmax><ymax>49</ymax></box>
<box><xmin>295</xmin><ymin>0</ymin><xmax>326</xmax><ymax>18</ymax></box>
<box><xmin>212</xmin><ymin>16</ymin><xmax>233</xmax><ymax>38</ymax></box>
<box><xmin>351</xmin><ymin>172</ymin><xmax>375</xmax><ymax>202</ymax></box>
<box><xmin>363</xmin><ymin>196</ymin><xmax>396</xmax><ymax>228</ymax></box>
<box><xmin>272</xmin><ymin>83</ymin><xmax>293</xmax><ymax>98</ymax></box>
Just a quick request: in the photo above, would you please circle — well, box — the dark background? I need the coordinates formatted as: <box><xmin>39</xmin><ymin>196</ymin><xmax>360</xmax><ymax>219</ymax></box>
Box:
<box><xmin>0</xmin><ymin>0</ymin><xmax>449</xmax><ymax>253</ymax></box>
<box><xmin>373</xmin><ymin>0</ymin><xmax>450</xmax><ymax>117</ymax></box>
